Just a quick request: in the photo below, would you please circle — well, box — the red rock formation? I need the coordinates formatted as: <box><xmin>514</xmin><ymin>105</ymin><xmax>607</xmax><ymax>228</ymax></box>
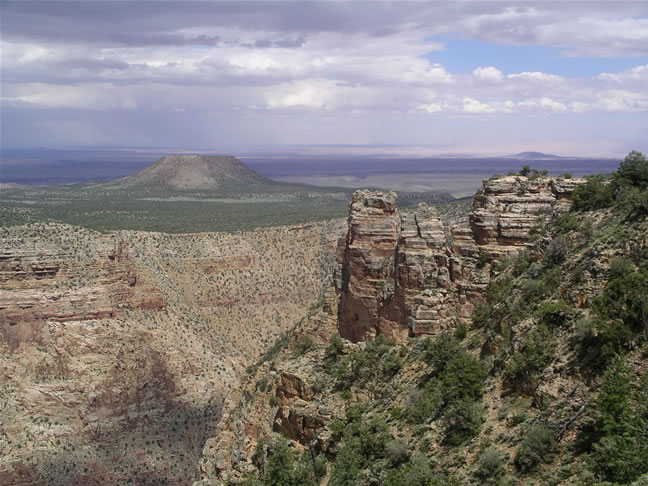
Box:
<box><xmin>337</xmin><ymin>190</ymin><xmax>401</xmax><ymax>342</ymax></box>
<box><xmin>337</xmin><ymin>176</ymin><xmax>585</xmax><ymax>342</ymax></box>
<box><xmin>0</xmin><ymin>237</ymin><xmax>165</xmax><ymax>346</ymax></box>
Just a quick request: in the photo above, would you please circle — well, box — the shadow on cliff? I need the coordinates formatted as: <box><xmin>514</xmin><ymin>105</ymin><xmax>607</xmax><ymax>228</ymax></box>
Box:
<box><xmin>8</xmin><ymin>398</ymin><xmax>224</xmax><ymax>486</ymax></box>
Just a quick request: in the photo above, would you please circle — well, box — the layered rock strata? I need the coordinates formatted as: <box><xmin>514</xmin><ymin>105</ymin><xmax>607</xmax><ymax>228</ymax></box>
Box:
<box><xmin>337</xmin><ymin>176</ymin><xmax>584</xmax><ymax>342</ymax></box>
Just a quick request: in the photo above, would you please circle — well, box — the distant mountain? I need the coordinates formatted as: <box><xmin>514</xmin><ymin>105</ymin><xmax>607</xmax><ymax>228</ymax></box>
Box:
<box><xmin>102</xmin><ymin>155</ymin><xmax>270</xmax><ymax>191</ymax></box>
<box><xmin>510</xmin><ymin>151</ymin><xmax>563</xmax><ymax>159</ymax></box>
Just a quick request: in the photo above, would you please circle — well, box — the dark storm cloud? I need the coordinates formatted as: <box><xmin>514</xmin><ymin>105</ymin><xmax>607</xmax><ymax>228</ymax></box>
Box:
<box><xmin>57</xmin><ymin>57</ymin><xmax>132</xmax><ymax>72</ymax></box>
<box><xmin>250</xmin><ymin>37</ymin><xmax>306</xmax><ymax>49</ymax></box>
<box><xmin>2</xmin><ymin>1</ymin><xmax>647</xmax><ymax>53</ymax></box>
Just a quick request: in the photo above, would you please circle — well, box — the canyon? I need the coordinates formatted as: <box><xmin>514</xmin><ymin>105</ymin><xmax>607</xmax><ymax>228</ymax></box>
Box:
<box><xmin>0</xmin><ymin>219</ymin><xmax>342</xmax><ymax>485</ymax></box>
<box><xmin>195</xmin><ymin>173</ymin><xmax>593</xmax><ymax>484</ymax></box>
<box><xmin>6</xmin><ymin>170</ymin><xmax>633</xmax><ymax>486</ymax></box>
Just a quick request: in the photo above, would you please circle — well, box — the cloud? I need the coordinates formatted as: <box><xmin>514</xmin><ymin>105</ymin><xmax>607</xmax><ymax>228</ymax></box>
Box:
<box><xmin>473</xmin><ymin>66</ymin><xmax>504</xmax><ymax>82</ymax></box>
<box><xmin>2</xmin><ymin>83</ymin><xmax>138</xmax><ymax>110</ymax></box>
<box><xmin>462</xmin><ymin>97</ymin><xmax>495</xmax><ymax>114</ymax></box>
<box><xmin>518</xmin><ymin>97</ymin><xmax>567</xmax><ymax>113</ymax></box>
<box><xmin>1</xmin><ymin>1</ymin><xmax>647</xmax><ymax>151</ymax></box>
<box><xmin>598</xmin><ymin>64</ymin><xmax>648</xmax><ymax>84</ymax></box>
<box><xmin>266</xmin><ymin>79</ymin><xmax>336</xmax><ymax>109</ymax></box>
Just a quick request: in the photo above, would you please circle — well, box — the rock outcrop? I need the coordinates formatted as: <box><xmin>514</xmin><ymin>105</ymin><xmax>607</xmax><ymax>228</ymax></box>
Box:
<box><xmin>0</xmin><ymin>239</ymin><xmax>165</xmax><ymax>336</ymax></box>
<box><xmin>337</xmin><ymin>191</ymin><xmax>402</xmax><ymax>342</ymax></box>
<box><xmin>337</xmin><ymin>176</ymin><xmax>584</xmax><ymax>342</ymax></box>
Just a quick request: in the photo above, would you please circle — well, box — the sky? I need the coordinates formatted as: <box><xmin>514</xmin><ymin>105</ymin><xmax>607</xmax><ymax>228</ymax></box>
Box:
<box><xmin>1</xmin><ymin>1</ymin><xmax>647</xmax><ymax>156</ymax></box>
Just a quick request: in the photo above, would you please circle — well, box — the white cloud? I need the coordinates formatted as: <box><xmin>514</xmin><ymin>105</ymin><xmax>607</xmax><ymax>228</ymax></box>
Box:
<box><xmin>518</xmin><ymin>97</ymin><xmax>567</xmax><ymax>113</ymax></box>
<box><xmin>473</xmin><ymin>66</ymin><xmax>503</xmax><ymax>83</ymax></box>
<box><xmin>462</xmin><ymin>97</ymin><xmax>495</xmax><ymax>114</ymax></box>
<box><xmin>419</xmin><ymin>102</ymin><xmax>443</xmax><ymax>113</ymax></box>
<box><xmin>2</xmin><ymin>2</ymin><xmax>648</xmax><ymax>151</ymax></box>
<box><xmin>598</xmin><ymin>64</ymin><xmax>648</xmax><ymax>84</ymax></box>
<box><xmin>2</xmin><ymin>83</ymin><xmax>138</xmax><ymax>110</ymax></box>
<box><xmin>266</xmin><ymin>79</ymin><xmax>336</xmax><ymax>109</ymax></box>
<box><xmin>507</xmin><ymin>72</ymin><xmax>563</xmax><ymax>83</ymax></box>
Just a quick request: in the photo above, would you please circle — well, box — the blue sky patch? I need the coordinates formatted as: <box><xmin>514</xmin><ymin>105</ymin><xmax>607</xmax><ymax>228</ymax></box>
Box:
<box><xmin>423</xmin><ymin>37</ymin><xmax>648</xmax><ymax>77</ymax></box>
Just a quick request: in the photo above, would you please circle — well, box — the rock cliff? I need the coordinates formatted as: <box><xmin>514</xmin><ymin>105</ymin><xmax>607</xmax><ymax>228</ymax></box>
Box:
<box><xmin>337</xmin><ymin>176</ymin><xmax>584</xmax><ymax>342</ymax></box>
<box><xmin>0</xmin><ymin>220</ymin><xmax>342</xmax><ymax>485</ymax></box>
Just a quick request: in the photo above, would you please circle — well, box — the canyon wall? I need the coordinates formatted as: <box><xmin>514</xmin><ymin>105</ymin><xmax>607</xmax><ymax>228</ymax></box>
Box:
<box><xmin>337</xmin><ymin>176</ymin><xmax>584</xmax><ymax>342</ymax></box>
<box><xmin>0</xmin><ymin>220</ymin><xmax>343</xmax><ymax>486</ymax></box>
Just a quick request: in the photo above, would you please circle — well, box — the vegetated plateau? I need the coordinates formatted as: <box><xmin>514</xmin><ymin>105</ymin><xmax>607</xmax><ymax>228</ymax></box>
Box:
<box><xmin>0</xmin><ymin>155</ymin><xmax>453</xmax><ymax>233</ymax></box>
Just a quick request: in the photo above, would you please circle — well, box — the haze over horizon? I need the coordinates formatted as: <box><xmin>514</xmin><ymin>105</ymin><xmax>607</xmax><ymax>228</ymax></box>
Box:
<box><xmin>1</xmin><ymin>1</ymin><xmax>647</xmax><ymax>157</ymax></box>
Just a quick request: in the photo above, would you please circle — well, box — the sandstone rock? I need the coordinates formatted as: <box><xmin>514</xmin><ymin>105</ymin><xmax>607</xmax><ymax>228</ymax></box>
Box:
<box><xmin>338</xmin><ymin>190</ymin><xmax>400</xmax><ymax>342</ymax></box>
<box><xmin>337</xmin><ymin>176</ymin><xmax>584</xmax><ymax>342</ymax></box>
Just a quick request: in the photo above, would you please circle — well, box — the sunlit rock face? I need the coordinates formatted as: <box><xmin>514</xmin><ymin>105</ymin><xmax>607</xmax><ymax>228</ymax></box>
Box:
<box><xmin>337</xmin><ymin>190</ymin><xmax>402</xmax><ymax>342</ymax></box>
<box><xmin>337</xmin><ymin>176</ymin><xmax>585</xmax><ymax>342</ymax></box>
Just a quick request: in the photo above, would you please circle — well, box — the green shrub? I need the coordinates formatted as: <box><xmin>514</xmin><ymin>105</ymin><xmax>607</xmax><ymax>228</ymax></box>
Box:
<box><xmin>575</xmin><ymin>264</ymin><xmax>648</xmax><ymax>369</ymax></box>
<box><xmin>405</xmin><ymin>380</ymin><xmax>443</xmax><ymax>424</ymax></box>
<box><xmin>384</xmin><ymin>454</ymin><xmax>455</xmax><ymax>486</ymax></box>
<box><xmin>476</xmin><ymin>447</ymin><xmax>506</xmax><ymax>481</ymax></box>
<box><xmin>331</xmin><ymin>334</ymin><xmax>398</xmax><ymax>390</ymax></box>
<box><xmin>553</xmin><ymin>213</ymin><xmax>580</xmax><ymax>234</ymax></box>
<box><xmin>491</xmin><ymin>275</ymin><xmax>515</xmax><ymax>305</ymax></box>
<box><xmin>472</xmin><ymin>302</ymin><xmax>495</xmax><ymax>329</ymax></box>
<box><xmin>328</xmin><ymin>443</ymin><xmax>362</xmax><ymax>486</ymax></box>
<box><xmin>388</xmin><ymin>406</ymin><xmax>403</xmax><ymax>420</ymax></box>
<box><xmin>440</xmin><ymin>350</ymin><xmax>486</xmax><ymax>405</ymax></box>
<box><xmin>442</xmin><ymin>400</ymin><xmax>484</xmax><ymax>445</ymax></box>
<box><xmin>505</xmin><ymin>325</ymin><xmax>556</xmax><ymax>392</ymax></box>
<box><xmin>519</xmin><ymin>278</ymin><xmax>547</xmax><ymax>305</ymax></box>
<box><xmin>571</xmin><ymin>174</ymin><xmax>614</xmax><ymax>211</ymax></box>
<box><xmin>512</xmin><ymin>250</ymin><xmax>531</xmax><ymax>277</ymax></box>
<box><xmin>515</xmin><ymin>423</ymin><xmax>555</xmax><ymax>473</ymax></box>
<box><xmin>329</xmin><ymin>415</ymin><xmax>391</xmax><ymax>485</ymax></box>
<box><xmin>407</xmin><ymin>334</ymin><xmax>485</xmax><ymax>443</ymax></box>
<box><xmin>621</xmin><ymin>185</ymin><xmax>648</xmax><ymax>220</ymax></box>
<box><xmin>256</xmin><ymin>376</ymin><xmax>268</xmax><ymax>392</ymax></box>
<box><xmin>572</xmin><ymin>151</ymin><xmax>648</xmax><ymax>216</ymax></box>
<box><xmin>382</xmin><ymin>351</ymin><xmax>404</xmax><ymax>377</ymax></box>
<box><xmin>421</xmin><ymin>333</ymin><xmax>463</xmax><ymax>369</ymax></box>
<box><xmin>593</xmin><ymin>265</ymin><xmax>648</xmax><ymax>332</ymax></box>
<box><xmin>455</xmin><ymin>321</ymin><xmax>468</xmax><ymax>340</ymax></box>
<box><xmin>533</xmin><ymin>300</ymin><xmax>577</xmax><ymax>328</ymax></box>
<box><xmin>385</xmin><ymin>439</ymin><xmax>409</xmax><ymax>466</ymax></box>
<box><xmin>616</xmin><ymin>150</ymin><xmax>648</xmax><ymax>188</ymax></box>
<box><xmin>477</xmin><ymin>251</ymin><xmax>489</xmax><ymax>269</ymax></box>
<box><xmin>292</xmin><ymin>335</ymin><xmax>316</xmax><ymax>356</ymax></box>
<box><xmin>256</xmin><ymin>434</ymin><xmax>318</xmax><ymax>486</ymax></box>
<box><xmin>608</xmin><ymin>256</ymin><xmax>635</xmax><ymax>280</ymax></box>
<box><xmin>591</xmin><ymin>358</ymin><xmax>648</xmax><ymax>483</ymax></box>
<box><xmin>544</xmin><ymin>235</ymin><xmax>570</xmax><ymax>266</ymax></box>
<box><xmin>325</xmin><ymin>334</ymin><xmax>344</xmax><ymax>359</ymax></box>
